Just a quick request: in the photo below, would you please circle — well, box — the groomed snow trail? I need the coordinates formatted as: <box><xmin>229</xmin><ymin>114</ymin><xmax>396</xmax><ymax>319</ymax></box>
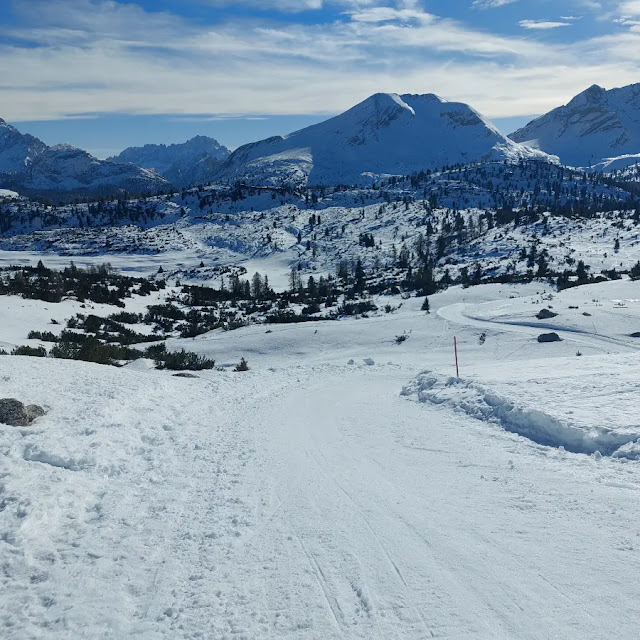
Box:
<box><xmin>2</xmin><ymin>352</ymin><xmax>640</xmax><ymax>637</ymax></box>
<box><xmin>235</xmin><ymin>368</ymin><xmax>640</xmax><ymax>639</ymax></box>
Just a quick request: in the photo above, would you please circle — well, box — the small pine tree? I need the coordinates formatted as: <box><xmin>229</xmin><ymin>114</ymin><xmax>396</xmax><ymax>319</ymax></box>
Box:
<box><xmin>421</xmin><ymin>296</ymin><xmax>430</xmax><ymax>313</ymax></box>
<box><xmin>576</xmin><ymin>260</ymin><xmax>589</xmax><ymax>283</ymax></box>
<box><xmin>235</xmin><ymin>357</ymin><xmax>249</xmax><ymax>372</ymax></box>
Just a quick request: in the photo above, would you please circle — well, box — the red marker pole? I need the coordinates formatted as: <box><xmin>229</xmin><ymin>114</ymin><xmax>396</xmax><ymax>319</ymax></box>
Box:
<box><xmin>454</xmin><ymin>336</ymin><xmax>460</xmax><ymax>378</ymax></box>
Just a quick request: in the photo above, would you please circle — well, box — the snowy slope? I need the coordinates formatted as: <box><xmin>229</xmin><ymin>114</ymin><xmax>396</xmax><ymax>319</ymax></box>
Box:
<box><xmin>108</xmin><ymin>136</ymin><xmax>231</xmax><ymax>188</ymax></box>
<box><xmin>215</xmin><ymin>93</ymin><xmax>556</xmax><ymax>187</ymax></box>
<box><xmin>510</xmin><ymin>83</ymin><xmax>640</xmax><ymax>170</ymax></box>
<box><xmin>0</xmin><ymin>189</ymin><xmax>20</xmax><ymax>200</ymax></box>
<box><xmin>0</xmin><ymin>120</ymin><xmax>169</xmax><ymax>198</ymax></box>
<box><xmin>2</xmin><ymin>159</ymin><xmax>637</xmax><ymax>290</ymax></box>
<box><xmin>2</xmin><ymin>281</ymin><xmax>640</xmax><ymax>638</ymax></box>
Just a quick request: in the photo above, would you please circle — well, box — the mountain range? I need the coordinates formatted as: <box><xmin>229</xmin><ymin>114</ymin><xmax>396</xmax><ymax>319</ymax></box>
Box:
<box><xmin>2</xmin><ymin>83</ymin><xmax>640</xmax><ymax>200</ymax></box>
<box><xmin>108</xmin><ymin>136</ymin><xmax>231</xmax><ymax>188</ymax></box>
<box><xmin>0</xmin><ymin>119</ymin><xmax>168</xmax><ymax>201</ymax></box>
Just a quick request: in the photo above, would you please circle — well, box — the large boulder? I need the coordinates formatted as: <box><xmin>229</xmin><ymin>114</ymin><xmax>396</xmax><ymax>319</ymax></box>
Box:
<box><xmin>537</xmin><ymin>332</ymin><xmax>562</xmax><ymax>343</ymax></box>
<box><xmin>0</xmin><ymin>398</ymin><xmax>45</xmax><ymax>426</ymax></box>
<box><xmin>536</xmin><ymin>309</ymin><xmax>558</xmax><ymax>320</ymax></box>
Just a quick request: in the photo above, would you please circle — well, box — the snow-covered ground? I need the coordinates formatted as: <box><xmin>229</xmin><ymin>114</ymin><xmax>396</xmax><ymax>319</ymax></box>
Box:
<box><xmin>2</xmin><ymin>276</ymin><xmax>640</xmax><ymax>638</ymax></box>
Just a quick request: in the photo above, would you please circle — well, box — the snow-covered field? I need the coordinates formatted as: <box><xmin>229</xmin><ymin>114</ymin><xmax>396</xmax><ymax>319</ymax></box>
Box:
<box><xmin>2</xmin><ymin>274</ymin><xmax>640</xmax><ymax>638</ymax></box>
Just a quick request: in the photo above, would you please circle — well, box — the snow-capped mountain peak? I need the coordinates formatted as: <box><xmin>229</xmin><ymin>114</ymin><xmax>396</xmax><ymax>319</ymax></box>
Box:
<box><xmin>214</xmin><ymin>92</ymin><xmax>555</xmax><ymax>187</ymax></box>
<box><xmin>510</xmin><ymin>82</ymin><xmax>640</xmax><ymax>170</ymax></box>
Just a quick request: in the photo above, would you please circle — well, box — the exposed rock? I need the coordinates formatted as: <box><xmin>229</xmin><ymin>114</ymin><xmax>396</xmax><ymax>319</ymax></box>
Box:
<box><xmin>536</xmin><ymin>309</ymin><xmax>558</xmax><ymax>320</ymax></box>
<box><xmin>0</xmin><ymin>398</ymin><xmax>45</xmax><ymax>426</ymax></box>
<box><xmin>173</xmin><ymin>372</ymin><xmax>199</xmax><ymax>379</ymax></box>
<box><xmin>537</xmin><ymin>333</ymin><xmax>562</xmax><ymax>343</ymax></box>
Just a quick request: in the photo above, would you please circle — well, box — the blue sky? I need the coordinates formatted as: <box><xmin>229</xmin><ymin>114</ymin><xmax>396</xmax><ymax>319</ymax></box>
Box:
<box><xmin>1</xmin><ymin>0</ymin><xmax>639</xmax><ymax>157</ymax></box>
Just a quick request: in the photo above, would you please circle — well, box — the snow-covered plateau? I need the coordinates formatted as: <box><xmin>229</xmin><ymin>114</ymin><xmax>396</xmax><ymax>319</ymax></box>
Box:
<box><xmin>2</xmin><ymin>270</ymin><xmax>640</xmax><ymax>639</ymax></box>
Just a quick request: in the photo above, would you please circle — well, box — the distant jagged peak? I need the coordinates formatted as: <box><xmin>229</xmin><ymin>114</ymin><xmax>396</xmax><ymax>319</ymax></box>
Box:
<box><xmin>50</xmin><ymin>143</ymin><xmax>85</xmax><ymax>153</ymax></box>
<box><xmin>568</xmin><ymin>84</ymin><xmax>607</xmax><ymax>106</ymax></box>
<box><xmin>509</xmin><ymin>81</ymin><xmax>640</xmax><ymax>170</ymax></box>
<box><xmin>562</xmin><ymin>82</ymin><xmax>640</xmax><ymax>110</ymax></box>
<box><xmin>106</xmin><ymin>135</ymin><xmax>231</xmax><ymax>188</ymax></box>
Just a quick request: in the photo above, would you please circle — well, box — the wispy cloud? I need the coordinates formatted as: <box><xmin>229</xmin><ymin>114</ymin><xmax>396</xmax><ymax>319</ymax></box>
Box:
<box><xmin>347</xmin><ymin>7</ymin><xmax>430</xmax><ymax>22</ymax></box>
<box><xmin>519</xmin><ymin>20</ymin><xmax>572</xmax><ymax>29</ymax></box>
<box><xmin>203</xmin><ymin>0</ymin><xmax>391</xmax><ymax>11</ymax></box>
<box><xmin>472</xmin><ymin>0</ymin><xmax>518</xmax><ymax>8</ymax></box>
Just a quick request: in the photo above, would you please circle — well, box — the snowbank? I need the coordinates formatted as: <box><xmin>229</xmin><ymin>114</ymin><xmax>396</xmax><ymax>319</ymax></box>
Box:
<box><xmin>402</xmin><ymin>371</ymin><xmax>640</xmax><ymax>457</ymax></box>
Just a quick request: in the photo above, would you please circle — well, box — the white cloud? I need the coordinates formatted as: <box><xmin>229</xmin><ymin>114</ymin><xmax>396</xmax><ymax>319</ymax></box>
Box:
<box><xmin>519</xmin><ymin>20</ymin><xmax>572</xmax><ymax>29</ymax></box>
<box><xmin>347</xmin><ymin>7</ymin><xmax>430</xmax><ymax>22</ymax></box>
<box><xmin>204</xmin><ymin>0</ymin><xmax>323</xmax><ymax>11</ymax></box>
<box><xmin>619</xmin><ymin>0</ymin><xmax>640</xmax><ymax>16</ymax></box>
<box><xmin>203</xmin><ymin>0</ymin><xmax>383</xmax><ymax>11</ymax></box>
<box><xmin>472</xmin><ymin>0</ymin><xmax>518</xmax><ymax>8</ymax></box>
<box><xmin>0</xmin><ymin>0</ymin><xmax>639</xmax><ymax>126</ymax></box>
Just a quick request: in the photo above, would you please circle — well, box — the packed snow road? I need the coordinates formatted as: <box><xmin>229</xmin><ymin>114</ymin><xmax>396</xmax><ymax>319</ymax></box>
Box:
<box><xmin>2</xmin><ymin>354</ymin><xmax>640</xmax><ymax>639</ymax></box>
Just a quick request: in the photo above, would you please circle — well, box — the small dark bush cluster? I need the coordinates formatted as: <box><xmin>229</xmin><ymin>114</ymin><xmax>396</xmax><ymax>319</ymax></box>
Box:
<box><xmin>67</xmin><ymin>314</ymin><xmax>161</xmax><ymax>345</ymax></box>
<box><xmin>50</xmin><ymin>333</ymin><xmax>144</xmax><ymax>365</ymax></box>
<box><xmin>266</xmin><ymin>310</ymin><xmax>329</xmax><ymax>324</ymax></box>
<box><xmin>143</xmin><ymin>302</ymin><xmax>245</xmax><ymax>336</ymax></box>
<box><xmin>109</xmin><ymin>311</ymin><xmax>143</xmax><ymax>324</ymax></box>
<box><xmin>12</xmin><ymin>345</ymin><xmax>47</xmax><ymax>357</ymax></box>
<box><xmin>148</xmin><ymin>344</ymin><xmax>215</xmax><ymax>371</ymax></box>
<box><xmin>338</xmin><ymin>300</ymin><xmax>378</xmax><ymax>316</ymax></box>
<box><xmin>27</xmin><ymin>330</ymin><xmax>58</xmax><ymax>342</ymax></box>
